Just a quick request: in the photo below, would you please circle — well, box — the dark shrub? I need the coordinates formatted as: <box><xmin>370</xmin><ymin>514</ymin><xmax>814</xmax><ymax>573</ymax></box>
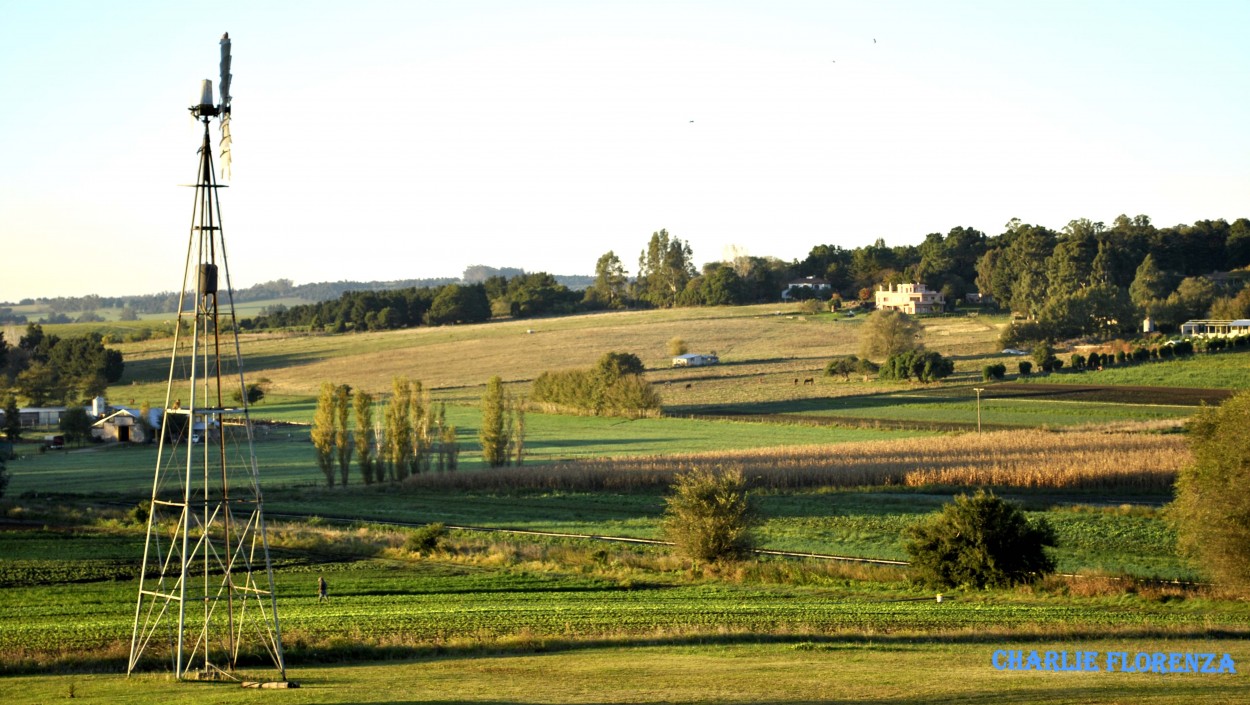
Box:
<box><xmin>662</xmin><ymin>466</ymin><xmax>755</xmax><ymax>562</ymax></box>
<box><xmin>905</xmin><ymin>490</ymin><xmax>1057</xmax><ymax>590</ymax></box>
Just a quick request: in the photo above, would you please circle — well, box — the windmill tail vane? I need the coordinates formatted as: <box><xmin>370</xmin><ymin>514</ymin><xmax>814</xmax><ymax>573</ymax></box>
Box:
<box><xmin>219</xmin><ymin>32</ymin><xmax>233</xmax><ymax>179</ymax></box>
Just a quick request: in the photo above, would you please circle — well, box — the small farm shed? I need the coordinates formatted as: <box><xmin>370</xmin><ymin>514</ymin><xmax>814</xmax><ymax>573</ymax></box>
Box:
<box><xmin>92</xmin><ymin>409</ymin><xmax>148</xmax><ymax>444</ymax></box>
<box><xmin>1179</xmin><ymin>319</ymin><xmax>1250</xmax><ymax>337</ymax></box>
<box><xmin>672</xmin><ymin>353</ymin><xmax>720</xmax><ymax>367</ymax></box>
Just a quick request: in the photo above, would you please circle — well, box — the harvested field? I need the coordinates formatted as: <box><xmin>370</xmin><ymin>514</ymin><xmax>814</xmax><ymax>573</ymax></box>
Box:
<box><xmin>403</xmin><ymin>428</ymin><xmax>1189</xmax><ymax>493</ymax></box>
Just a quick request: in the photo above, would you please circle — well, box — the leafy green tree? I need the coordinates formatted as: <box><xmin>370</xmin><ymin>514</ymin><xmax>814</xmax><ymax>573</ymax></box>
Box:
<box><xmin>425</xmin><ymin>284</ymin><xmax>491</xmax><ymax>325</ymax></box>
<box><xmin>510</xmin><ymin>397</ymin><xmax>526</xmax><ymax>466</ymax></box>
<box><xmin>915</xmin><ymin>226</ymin><xmax>986</xmax><ymax>301</ymax></box>
<box><xmin>385</xmin><ymin>377</ymin><xmax>414</xmax><ymax>480</ymax></box>
<box><xmin>19</xmin><ymin>323</ymin><xmax>48</xmax><ymax>354</ymax></box>
<box><xmin>698</xmin><ymin>266</ymin><xmax>747</xmax><ymax>306</ymax></box>
<box><xmin>1038</xmin><ymin>283</ymin><xmax>1135</xmax><ymax>339</ymax></box>
<box><xmin>584</xmin><ymin>251</ymin><xmax>629</xmax><ymax>309</ymax></box>
<box><xmin>1089</xmin><ymin>241</ymin><xmax>1117</xmax><ymax>287</ymax></box>
<box><xmin>410</xmin><ymin>380</ymin><xmax>433</xmax><ymax>474</ymax></box>
<box><xmin>1171</xmin><ymin>391</ymin><xmax>1250</xmax><ymax>589</ymax></box>
<box><xmin>1003</xmin><ymin>223</ymin><xmax>1056</xmax><ymax>318</ymax></box>
<box><xmin>58</xmin><ymin>406</ymin><xmax>93</xmax><ymax>447</ymax></box>
<box><xmin>479</xmin><ymin>376</ymin><xmax>511</xmax><ymax>467</ymax></box>
<box><xmin>504</xmin><ymin>272</ymin><xmax>575</xmax><ymax>318</ymax></box>
<box><xmin>1167</xmin><ymin>276</ymin><xmax>1219</xmax><ymax>323</ymax></box>
<box><xmin>232</xmin><ymin>380</ymin><xmax>266</xmax><ymax>406</ymax></box>
<box><xmin>1129</xmin><ymin>253</ymin><xmax>1171</xmax><ymax>316</ymax></box>
<box><xmin>311</xmin><ymin>382</ymin><xmax>337</xmax><ymax>487</ymax></box>
<box><xmin>905</xmin><ymin>490</ymin><xmax>1056</xmax><ymax>589</ymax></box>
<box><xmin>974</xmin><ymin>248</ymin><xmax>1009</xmax><ymax>308</ymax></box>
<box><xmin>856</xmin><ymin>357</ymin><xmax>881</xmax><ymax>379</ymax></box>
<box><xmin>595</xmin><ymin>351</ymin><xmax>645</xmax><ymax>379</ymax></box>
<box><xmin>1209</xmin><ymin>287</ymin><xmax>1250</xmax><ymax>320</ymax></box>
<box><xmin>353</xmin><ymin>390</ymin><xmax>375</xmax><ymax>484</ymax></box>
<box><xmin>825</xmin><ymin>355</ymin><xmax>860</xmax><ymax>381</ymax></box>
<box><xmin>858</xmin><ymin>309</ymin><xmax>923</xmax><ymax>360</ymax></box>
<box><xmin>47</xmin><ymin>334</ymin><xmax>109</xmax><ymax>402</ymax></box>
<box><xmin>334</xmin><ymin>384</ymin><xmax>353</xmax><ymax>487</ymax></box>
<box><xmin>1031</xmin><ymin>341</ymin><xmax>1058</xmax><ymax>372</ymax></box>
<box><xmin>438</xmin><ymin>406</ymin><xmax>460</xmax><ymax>472</ymax></box>
<box><xmin>3</xmin><ymin>396</ymin><xmax>20</xmax><ymax>442</ymax></box>
<box><xmin>15</xmin><ymin>361</ymin><xmax>63</xmax><ymax>406</ymax></box>
<box><xmin>662</xmin><ymin>466</ymin><xmax>756</xmax><ymax>562</ymax></box>
<box><xmin>1227</xmin><ymin>218</ymin><xmax>1250</xmax><ymax>270</ymax></box>
<box><xmin>1044</xmin><ymin>222</ymin><xmax>1100</xmax><ymax>301</ymax></box>
<box><xmin>850</xmin><ymin>238</ymin><xmax>900</xmax><ymax>291</ymax></box>
<box><xmin>636</xmin><ymin>229</ymin><xmax>696</xmax><ymax>308</ymax></box>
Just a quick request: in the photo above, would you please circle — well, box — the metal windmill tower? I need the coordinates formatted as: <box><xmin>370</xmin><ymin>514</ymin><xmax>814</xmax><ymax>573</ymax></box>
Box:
<box><xmin>128</xmin><ymin>33</ymin><xmax>287</xmax><ymax>682</ymax></box>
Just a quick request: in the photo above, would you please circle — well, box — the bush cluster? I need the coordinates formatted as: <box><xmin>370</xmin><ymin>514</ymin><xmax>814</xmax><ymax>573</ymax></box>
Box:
<box><xmin>1172</xmin><ymin>391</ymin><xmax>1250</xmax><ymax>590</ymax></box>
<box><xmin>824</xmin><ymin>355</ymin><xmax>879</xmax><ymax>381</ymax></box>
<box><xmin>661</xmin><ymin>466</ymin><xmax>756</xmax><ymax>562</ymax></box>
<box><xmin>982</xmin><ymin>363</ymin><xmax>1006</xmax><ymax>381</ymax></box>
<box><xmin>531</xmin><ymin>352</ymin><xmax>661</xmax><ymax>417</ymax></box>
<box><xmin>404</xmin><ymin>523</ymin><xmax>448</xmax><ymax>553</ymax></box>
<box><xmin>879</xmin><ymin>350</ymin><xmax>954</xmax><ymax>383</ymax></box>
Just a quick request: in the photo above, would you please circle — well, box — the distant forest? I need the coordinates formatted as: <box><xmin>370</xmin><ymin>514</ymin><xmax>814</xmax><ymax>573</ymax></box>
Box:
<box><xmin>7</xmin><ymin>215</ymin><xmax>1250</xmax><ymax>344</ymax></box>
<box><xmin>3</xmin><ymin>266</ymin><xmax>593</xmax><ymax>323</ymax></box>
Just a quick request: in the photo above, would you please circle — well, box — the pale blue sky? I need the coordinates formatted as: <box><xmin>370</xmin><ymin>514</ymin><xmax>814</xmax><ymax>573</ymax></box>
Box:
<box><xmin>2</xmin><ymin>0</ymin><xmax>1247</xmax><ymax>300</ymax></box>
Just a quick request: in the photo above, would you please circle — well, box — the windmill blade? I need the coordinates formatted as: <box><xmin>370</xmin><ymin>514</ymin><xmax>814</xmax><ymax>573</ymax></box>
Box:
<box><xmin>219</xmin><ymin>113</ymin><xmax>232</xmax><ymax>180</ymax></box>
<box><xmin>218</xmin><ymin>32</ymin><xmax>233</xmax><ymax>180</ymax></box>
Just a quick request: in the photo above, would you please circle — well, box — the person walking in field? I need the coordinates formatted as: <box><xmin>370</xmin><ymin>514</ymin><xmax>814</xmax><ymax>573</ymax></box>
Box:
<box><xmin>317</xmin><ymin>575</ymin><xmax>328</xmax><ymax>603</ymax></box>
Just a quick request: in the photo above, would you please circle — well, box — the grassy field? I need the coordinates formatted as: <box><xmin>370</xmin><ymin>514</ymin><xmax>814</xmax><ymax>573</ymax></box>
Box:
<box><xmin>92</xmin><ymin>306</ymin><xmax>1250</xmax><ymax>439</ymax></box>
<box><xmin>7</xmin><ymin>305</ymin><xmax>1250</xmax><ymax>703</ymax></box>
<box><xmin>101</xmin><ymin>305</ymin><xmax>1005</xmax><ymax>405</ymax></box>
<box><xmin>4</xmin><ymin>639</ymin><xmax>1248</xmax><ymax>705</ymax></box>
<box><xmin>1015</xmin><ymin>352</ymin><xmax>1250</xmax><ymax>390</ymax></box>
<box><xmin>5</xmin><ymin>414</ymin><xmax>927</xmax><ymax>497</ymax></box>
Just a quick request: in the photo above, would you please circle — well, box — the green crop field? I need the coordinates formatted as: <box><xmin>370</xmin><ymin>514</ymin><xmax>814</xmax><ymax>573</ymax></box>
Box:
<box><xmin>0</xmin><ymin>524</ymin><xmax>1246</xmax><ymax>704</ymax></box>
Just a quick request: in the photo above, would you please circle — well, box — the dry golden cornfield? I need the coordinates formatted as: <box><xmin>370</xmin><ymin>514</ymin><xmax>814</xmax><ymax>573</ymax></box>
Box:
<box><xmin>404</xmin><ymin>429</ymin><xmax>1189</xmax><ymax>493</ymax></box>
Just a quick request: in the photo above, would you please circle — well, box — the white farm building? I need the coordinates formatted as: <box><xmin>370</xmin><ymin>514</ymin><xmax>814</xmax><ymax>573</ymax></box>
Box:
<box><xmin>672</xmin><ymin>353</ymin><xmax>720</xmax><ymax>367</ymax></box>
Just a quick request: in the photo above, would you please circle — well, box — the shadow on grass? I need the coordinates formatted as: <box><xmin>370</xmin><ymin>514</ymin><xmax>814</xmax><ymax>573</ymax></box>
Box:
<box><xmin>85</xmin><ymin>626</ymin><xmax>1250</xmax><ymax>685</ymax></box>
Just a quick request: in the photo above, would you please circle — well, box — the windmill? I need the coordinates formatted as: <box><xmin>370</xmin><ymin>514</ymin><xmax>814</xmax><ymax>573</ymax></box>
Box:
<box><xmin>128</xmin><ymin>33</ymin><xmax>289</xmax><ymax>684</ymax></box>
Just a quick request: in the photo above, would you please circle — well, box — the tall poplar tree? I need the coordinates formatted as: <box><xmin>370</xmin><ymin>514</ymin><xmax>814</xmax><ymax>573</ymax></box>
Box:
<box><xmin>479</xmin><ymin>376</ymin><xmax>511</xmax><ymax>467</ymax></box>
<box><xmin>311</xmin><ymin>382</ymin><xmax>336</xmax><ymax>487</ymax></box>
<box><xmin>353</xmin><ymin>390</ymin><xmax>375</xmax><ymax>484</ymax></box>
<box><xmin>334</xmin><ymin>384</ymin><xmax>353</xmax><ymax>487</ymax></box>
<box><xmin>385</xmin><ymin>377</ymin><xmax>413</xmax><ymax>481</ymax></box>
